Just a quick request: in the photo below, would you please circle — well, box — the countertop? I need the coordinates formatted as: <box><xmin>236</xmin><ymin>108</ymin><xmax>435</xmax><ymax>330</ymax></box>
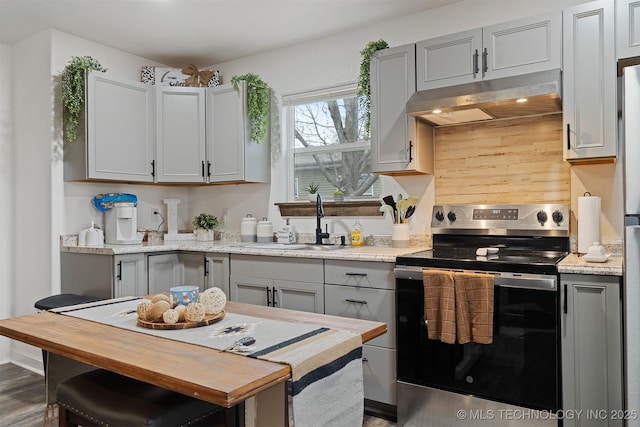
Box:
<box><xmin>558</xmin><ymin>253</ymin><xmax>623</xmax><ymax>277</ymax></box>
<box><xmin>61</xmin><ymin>239</ymin><xmax>428</xmax><ymax>263</ymax></box>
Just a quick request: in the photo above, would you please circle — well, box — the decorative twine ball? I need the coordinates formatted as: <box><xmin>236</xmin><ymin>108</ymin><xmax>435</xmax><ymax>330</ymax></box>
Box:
<box><xmin>162</xmin><ymin>308</ymin><xmax>179</xmax><ymax>324</ymax></box>
<box><xmin>149</xmin><ymin>300</ymin><xmax>171</xmax><ymax>322</ymax></box>
<box><xmin>174</xmin><ymin>304</ymin><xmax>186</xmax><ymax>322</ymax></box>
<box><xmin>185</xmin><ymin>302</ymin><xmax>206</xmax><ymax>322</ymax></box>
<box><xmin>151</xmin><ymin>294</ymin><xmax>171</xmax><ymax>304</ymax></box>
<box><xmin>136</xmin><ymin>301</ymin><xmax>153</xmax><ymax>321</ymax></box>
<box><xmin>199</xmin><ymin>287</ymin><xmax>226</xmax><ymax>315</ymax></box>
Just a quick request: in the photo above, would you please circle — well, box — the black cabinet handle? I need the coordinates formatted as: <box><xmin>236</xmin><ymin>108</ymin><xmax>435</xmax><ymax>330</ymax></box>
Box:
<box><xmin>266</xmin><ymin>287</ymin><xmax>272</xmax><ymax>306</ymax></box>
<box><xmin>482</xmin><ymin>47</ymin><xmax>488</xmax><ymax>75</ymax></box>
<box><xmin>473</xmin><ymin>49</ymin><xmax>479</xmax><ymax>77</ymax></box>
<box><xmin>204</xmin><ymin>258</ymin><xmax>209</xmax><ymax>277</ymax></box>
<box><xmin>151</xmin><ymin>160</ymin><xmax>155</xmax><ymax>177</ymax></box>
<box><xmin>345</xmin><ymin>298</ymin><xmax>368</xmax><ymax>305</ymax></box>
<box><xmin>408</xmin><ymin>140</ymin><xmax>413</xmax><ymax>163</ymax></box>
<box><xmin>201</xmin><ymin>161</ymin><xmax>205</xmax><ymax>178</ymax></box>
<box><xmin>117</xmin><ymin>261</ymin><xmax>122</xmax><ymax>281</ymax></box>
<box><xmin>207</xmin><ymin>161</ymin><xmax>212</xmax><ymax>177</ymax></box>
<box><xmin>272</xmin><ymin>287</ymin><xmax>278</xmax><ymax>307</ymax></box>
<box><xmin>362</xmin><ymin>357</ymin><xmax>369</xmax><ymax>363</ymax></box>
<box><xmin>567</xmin><ymin>123</ymin><xmax>571</xmax><ymax>150</ymax></box>
<box><xmin>563</xmin><ymin>284</ymin><xmax>568</xmax><ymax>314</ymax></box>
<box><xmin>345</xmin><ymin>272</ymin><xmax>367</xmax><ymax>277</ymax></box>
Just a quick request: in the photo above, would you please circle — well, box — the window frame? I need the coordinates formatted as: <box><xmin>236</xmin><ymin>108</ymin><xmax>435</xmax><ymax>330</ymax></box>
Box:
<box><xmin>283</xmin><ymin>82</ymin><xmax>379</xmax><ymax>202</ymax></box>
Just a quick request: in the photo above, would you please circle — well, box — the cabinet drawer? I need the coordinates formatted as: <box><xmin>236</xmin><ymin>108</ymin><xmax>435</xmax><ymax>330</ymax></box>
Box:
<box><xmin>363</xmin><ymin>345</ymin><xmax>396</xmax><ymax>405</ymax></box>
<box><xmin>324</xmin><ymin>284</ymin><xmax>395</xmax><ymax>349</ymax></box>
<box><xmin>324</xmin><ymin>260</ymin><xmax>394</xmax><ymax>290</ymax></box>
<box><xmin>230</xmin><ymin>254</ymin><xmax>323</xmax><ymax>283</ymax></box>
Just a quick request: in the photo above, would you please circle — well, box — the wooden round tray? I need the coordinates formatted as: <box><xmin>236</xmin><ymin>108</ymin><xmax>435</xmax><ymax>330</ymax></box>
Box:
<box><xmin>137</xmin><ymin>310</ymin><xmax>225</xmax><ymax>330</ymax></box>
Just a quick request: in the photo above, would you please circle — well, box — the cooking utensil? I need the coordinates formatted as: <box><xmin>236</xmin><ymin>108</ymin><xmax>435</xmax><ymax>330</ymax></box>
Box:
<box><xmin>405</xmin><ymin>206</ymin><xmax>415</xmax><ymax>219</ymax></box>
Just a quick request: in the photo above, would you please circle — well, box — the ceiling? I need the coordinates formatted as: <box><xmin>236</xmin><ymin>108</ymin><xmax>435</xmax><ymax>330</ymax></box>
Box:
<box><xmin>0</xmin><ymin>0</ymin><xmax>456</xmax><ymax>67</ymax></box>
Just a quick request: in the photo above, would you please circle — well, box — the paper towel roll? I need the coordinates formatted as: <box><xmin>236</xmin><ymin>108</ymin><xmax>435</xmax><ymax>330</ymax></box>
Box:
<box><xmin>578</xmin><ymin>195</ymin><xmax>601</xmax><ymax>253</ymax></box>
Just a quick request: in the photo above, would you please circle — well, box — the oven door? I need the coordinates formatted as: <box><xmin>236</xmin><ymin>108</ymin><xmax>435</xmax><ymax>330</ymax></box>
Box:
<box><xmin>396</xmin><ymin>267</ymin><xmax>560</xmax><ymax>412</ymax></box>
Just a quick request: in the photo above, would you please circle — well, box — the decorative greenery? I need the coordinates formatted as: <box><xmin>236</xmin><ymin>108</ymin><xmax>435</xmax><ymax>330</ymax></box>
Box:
<box><xmin>305</xmin><ymin>182</ymin><xmax>319</xmax><ymax>194</ymax></box>
<box><xmin>333</xmin><ymin>188</ymin><xmax>344</xmax><ymax>195</ymax></box>
<box><xmin>62</xmin><ymin>56</ymin><xmax>107</xmax><ymax>143</ymax></box>
<box><xmin>357</xmin><ymin>40</ymin><xmax>388</xmax><ymax>135</ymax></box>
<box><xmin>192</xmin><ymin>213</ymin><xmax>219</xmax><ymax>230</ymax></box>
<box><xmin>230</xmin><ymin>73</ymin><xmax>270</xmax><ymax>144</ymax></box>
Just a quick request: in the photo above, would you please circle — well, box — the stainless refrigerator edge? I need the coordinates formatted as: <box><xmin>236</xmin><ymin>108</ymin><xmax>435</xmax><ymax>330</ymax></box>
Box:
<box><xmin>623</xmin><ymin>64</ymin><xmax>640</xmax><ymax>427</ymax></box>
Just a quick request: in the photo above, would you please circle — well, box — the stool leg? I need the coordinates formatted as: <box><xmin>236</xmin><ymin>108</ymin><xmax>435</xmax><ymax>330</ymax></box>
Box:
<box><xmin>58</xmin><ymin>406</ymin><xmax>73</xmax><ymax>427</ymax></box>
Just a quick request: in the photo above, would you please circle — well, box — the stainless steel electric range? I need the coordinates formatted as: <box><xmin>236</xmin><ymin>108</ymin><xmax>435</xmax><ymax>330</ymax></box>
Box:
<box><xmin>395</xmin><ymin>204</ymin><xmax>570</xmax><ymax>427</ymax></box>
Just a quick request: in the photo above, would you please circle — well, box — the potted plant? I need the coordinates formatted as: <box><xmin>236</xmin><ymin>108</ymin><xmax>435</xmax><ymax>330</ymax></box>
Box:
<box><xmin>357</xmin><ymin>40</ymin><xmax>388</xmax><ymax>135</ymax></box>
<box><xmin>230</xmin><ymin>73</ymin><xmax>270</xmax><ymax>144</ymax></box>
<box><xmin>306</xmin><ymin>182</ymin><xmax>319</xmax><ymax>202</ymax></box>
<box><xmin>192</xmin><ymin>213</ymin><xmax>219</xmax><ymax>241</ymax></box>
<box><xmin>333</xmin><ymin>188</ymin><xmax>345</xmax><ymax>202</ymax></box>
<box><xmin>62</xmin><ymin>56</ymin><xmax>107</xmax><ymax>143</ymax></box>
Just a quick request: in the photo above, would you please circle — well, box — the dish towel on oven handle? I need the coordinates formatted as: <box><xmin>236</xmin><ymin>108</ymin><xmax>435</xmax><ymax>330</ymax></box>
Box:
<box><xmin>423</xmin><ymin>270</ymin><xmax>494</xmax><ymax>344</ymax></box>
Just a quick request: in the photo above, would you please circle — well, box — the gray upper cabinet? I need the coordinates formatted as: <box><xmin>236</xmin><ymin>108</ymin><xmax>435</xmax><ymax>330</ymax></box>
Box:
<box><xmin>563</xmin><ymin>0</ymin><xmax>617</xmax><ymax>161</ymax></box>
<box><xmin>416</xmin><ymin>12</ymin><xmax>561</xmax><ymax>90</ymax></box>
<box><xmin>64</xmin><ymin>73</ymin><xmax>155</xmax><ymax>182</ymax></box>
<box><xmin>206</xmin><ymin>82</ymin><xmax>270</xmax><ymax>183</ymax></box>
<box><xmin>616</xmin><ymin>0</ymin><xmax>640</xmax><ymax>60</ymax></box>
<box><xmin>155</xmin><ymin>86</ymin><xmax>207</xmax><ymax>183</ymax></box>
<box><xmin>370</xmin><ymin>44</ymin><xmax>434</xmax><ymax>175</ymax></box>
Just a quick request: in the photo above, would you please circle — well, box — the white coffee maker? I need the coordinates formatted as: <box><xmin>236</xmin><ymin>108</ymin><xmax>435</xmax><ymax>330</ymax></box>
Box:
<box><xmin>105</xmin><ymin>202</ymin><xmax>139</xmax><ymax>244</ymax></box>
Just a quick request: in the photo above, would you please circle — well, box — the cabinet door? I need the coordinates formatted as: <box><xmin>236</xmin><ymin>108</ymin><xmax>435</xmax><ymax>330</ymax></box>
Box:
<box><xmin>371</xmin><ymin>44</ymin><xmax>433</xmax><ymax>174</ymax></box>
<box><xmin>362</xmin><ymin>345</ymin><xmax>396</xmax><ymax>405</ymax></box>
<box><xmin>180</xmin><ymin>253</ymin><xmax>206</xmax><ymax>291</ymax></box>
<box><xmin>205</xmin><ymin>253</ymin><xmax>230</xmax><ymax>297</ymax></box>
<box><xmin>273</xmin><ymin>280</ymin><xmax>324</xmax><ymax>313</ymax></box>
<box><xmin>483</xmin><ymin>12</ymin><xmax>561</xmax><ymax>80</ymax></box>
<box><xmin>113</xmin><ymin>254</ymin><xmax>146</xmax><ymax>298</ymax></box>
<box><xmin>147</xmin><ymin>253</ymin><xmax>181</xmax><ymax>294</ymax></box>
<box><xmin>563</xmin><ymin>0</ymin><xmax>617</xmax><ymax>160</ymax></box>
<box><xmin>416</xmin><ymin>29</ymin><xmax>482</xmax><ymax>90</ymax></box>
<box><xmin>156</xmin><ymin>86</ymin><xmax>206</xmax><ymax>182</ymax></box>
<box><xmin>617</xmin><ymin>0</ymin><xmax>640</xmax><ymax>60</ymax></box>
<box><xmin>206</xmin><ymin>83</ymin><xmax>246</xmax><ymax>182</ymax></box>
<box><xmin>561</xmin><ymin>274</ymin><xmax>623</xmax><ymax>427</ymax></box>
<box><xmin>230</xmin><ymin>276</ymin><xmax>271</xmax><ymax>306</ymax></box>
<box><xmin>324</xmin><ymin>284</ymin><xmax>394</xmax><ymax>349</ymax></box>
<box><xmin>85</xmin><ymin>74</ymin><xmax>154</xmax><ymax>182</ymax></box>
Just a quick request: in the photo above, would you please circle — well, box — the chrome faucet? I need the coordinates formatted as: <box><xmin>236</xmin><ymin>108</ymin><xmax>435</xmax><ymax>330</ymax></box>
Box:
<box><xmin>315</xmin><ymin>193</ymin><xmax>330</xmax><ymax>244</ymax></box>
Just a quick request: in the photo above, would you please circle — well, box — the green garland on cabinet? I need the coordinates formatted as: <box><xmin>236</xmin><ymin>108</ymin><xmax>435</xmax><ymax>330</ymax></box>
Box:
<box><xmin>62</xmin><ymin>56</ymin><xmax>107</xmax><ymax>143</ymax></box>
<box><xmin>357</xmin><ymin>39</ymin><xmax>388</xmax><ymax>135</ymax></box>
<box><xmin>230</xmin><ymin>73</ymin><xmax>270</xmax><ymax>144</ymax></box>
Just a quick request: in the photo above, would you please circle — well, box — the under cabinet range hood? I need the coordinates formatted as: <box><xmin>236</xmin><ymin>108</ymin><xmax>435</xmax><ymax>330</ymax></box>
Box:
<box><xmin>406</xmin><ymin>69</ymin><xmax>562</xmax><ymax>126</ymax></box>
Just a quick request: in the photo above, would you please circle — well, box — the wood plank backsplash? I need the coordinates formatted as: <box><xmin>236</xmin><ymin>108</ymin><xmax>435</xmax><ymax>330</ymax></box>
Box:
<box><xmin>434</xmin><ymin>114</ymin><xmax>570</xmax><ymax>205</ymax></box>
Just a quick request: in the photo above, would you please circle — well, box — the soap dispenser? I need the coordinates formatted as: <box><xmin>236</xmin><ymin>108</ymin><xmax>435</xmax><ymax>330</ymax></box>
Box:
<box><xmin>351</xmin><ymin>220</ymin><xmax>364</xmax><ymax>246</ymax></box>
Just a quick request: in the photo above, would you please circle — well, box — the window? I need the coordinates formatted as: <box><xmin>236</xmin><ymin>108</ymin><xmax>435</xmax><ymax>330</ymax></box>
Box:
<box><xmin>284</xmin><ymin>83</ymin><xmax>380</xmax><ymax>201</ymax></box>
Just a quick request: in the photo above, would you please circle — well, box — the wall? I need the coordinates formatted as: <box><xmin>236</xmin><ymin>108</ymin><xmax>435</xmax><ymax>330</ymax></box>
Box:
<box><xmin>0</xmin><ymin>43</ymin><xmax>14</xmax><ymax>363</ymax></box>
<box><xmin>189</xmin><ymin>0</ymin><xmax>591</xmax><ymax>240</ymax></box>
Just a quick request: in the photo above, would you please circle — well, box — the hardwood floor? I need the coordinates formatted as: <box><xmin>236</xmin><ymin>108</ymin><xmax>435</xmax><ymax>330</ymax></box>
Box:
<box><xmin>0</xmin><ymin>363</ymin><xmax>396</xmax><ymax>427</ymax></box>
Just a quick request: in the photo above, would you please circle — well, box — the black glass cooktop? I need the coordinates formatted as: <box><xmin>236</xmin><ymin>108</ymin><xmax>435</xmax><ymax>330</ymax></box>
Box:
<box><xmin>396</xmin><ymin>235</ymin><xmax>570</xmax><ymax>275</ymax></box>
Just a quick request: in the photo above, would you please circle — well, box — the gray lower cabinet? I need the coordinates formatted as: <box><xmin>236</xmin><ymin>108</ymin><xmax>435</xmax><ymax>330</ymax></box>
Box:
<box><xmin>229</xmin><ymin>255</ymin><xmax>324</xmax><ymax>313</ymax></box>
<box><xmin>61</xmin><ymin>252</ymin><xmax>147</xmax><ymax>298</ymax></box>
<box><xmin>147</xmin><ymin>253</ymin><xmax>181</xmax><ymax>294</ymax></box>
<box><xmin>324</xmin><ymin>260</ymin><xmax>396</xmax><ymax>408</ymax></box>
<box><xmin>561</xmin><ymin>274</ymin><xmax>623</xmax><ymax>427</ymax></box>
<box><xmin>180</xmin><ymin>252</ymin><xmax>230</xmax><ymax>296</ymax></box>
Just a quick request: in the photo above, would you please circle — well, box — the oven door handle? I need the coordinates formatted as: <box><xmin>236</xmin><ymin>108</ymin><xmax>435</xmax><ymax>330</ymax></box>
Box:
<box><xmin>395</xmin><ymin>267</ymin><xmax>557</xmax><ymax>291</ymax></box>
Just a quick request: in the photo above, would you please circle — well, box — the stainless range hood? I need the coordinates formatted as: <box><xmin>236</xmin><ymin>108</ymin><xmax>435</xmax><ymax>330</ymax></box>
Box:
<box><xmin>406</xmin><ymin>69</ymin><xmax>562</xmax><ymax>126</ymax></box>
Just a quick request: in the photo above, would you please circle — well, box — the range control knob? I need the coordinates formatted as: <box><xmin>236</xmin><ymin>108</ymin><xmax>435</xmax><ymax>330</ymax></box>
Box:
<box><xmin>537</xmin><ymin>211</ymin><xmax>548</xmax><ymax>225</ymax></box>
<box><xmin>435</xmin><ymin>211</ymin><xmax>445</xmax><ymax>222</ymax></box>
<box><xmin>447</xmin><ymin>211</ymin><xmax>457</xmax><ymax>222</ymax></box>
<box><xmin>552</xmin><ymin>210</ymin><xmax>564</xmax><ymax>225</ymax></box>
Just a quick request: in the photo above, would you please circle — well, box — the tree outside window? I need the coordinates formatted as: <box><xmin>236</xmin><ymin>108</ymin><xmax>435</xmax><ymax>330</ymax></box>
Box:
<box><xmin>287</xmin><ymin>84</ymin><xmax>380</xmax><ymax>200</ymax></box>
